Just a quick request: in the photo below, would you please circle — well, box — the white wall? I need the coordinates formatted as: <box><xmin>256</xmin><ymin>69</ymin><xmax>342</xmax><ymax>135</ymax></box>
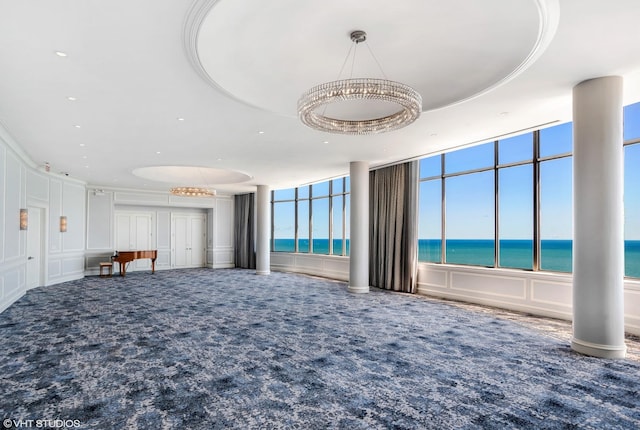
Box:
<box><xmin>270</xmin><ymin>253</ymin><xmax>640</xmax><ymax>336</ymax></box>
<box><xmin>271</xmin><ymin>253</ymin><xmax>350</xmax><ymax>281</ymax></box>
<box><xmin>0</xmin><ymin>129</ymin><xmax>87</xmax><ymax>313</ymax></box>
<box><xmin>84</xmin><ymin>188</ymin><xmax>235</xmax><ymax>275</ymax></box>
<box><xmin>207</xmin><ymin>196</ymin><xmax>234</xmax><ymax>269</ymax></box>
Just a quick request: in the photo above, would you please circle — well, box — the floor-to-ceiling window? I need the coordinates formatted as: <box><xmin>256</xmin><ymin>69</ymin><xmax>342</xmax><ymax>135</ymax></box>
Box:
<box><xmin>271</xmin><ymin>104</ymin><xmax>639</xmax><ymax>278</ymax></box>
<box><xmin>272</xmin><ymin>188</ymin><xmax>296</xmax><ymax>252</ymax></box>
<box><xmin>624</xmin><ymin>102</ymin><xmax>640</xmax><ymax>277</ymax></box>
<box><xmin>417</xmin><ymin>101</ymin><xmax>640</xmax><ymax>279</ymax></box>
<box><xmin>538</xmin><ymin>124</ymin><xmax>572</xmax><ymax>272</ymax></box>
<box><xmin>418</xmin><ymin>156</ymin><xmax>442</xmax><ymax>263</ymax></box>
<box><xmin>271</xmin><ymin>177</ymin><xmax>350</xmax><ymax>256</ymax></box>
<box><xmin>498</xmin><ymin>133</ymin><xmax>534</xmax><ymax>270</ymax></box>
<box><xmin>444</xmin><ymin>142</ymin><xmax>495</xmax><ymax>266</ymax></box>
<box><xmin>418</xmin><ymin>125</ymin><xmax>573</xmax><ymax>273</ymax></box>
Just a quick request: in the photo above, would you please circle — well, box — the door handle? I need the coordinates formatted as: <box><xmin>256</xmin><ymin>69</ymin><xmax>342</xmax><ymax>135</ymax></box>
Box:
<box><xmin>28</xmin><ymin>256</ymin><xmax>34</xmax><ymax>260</ymax></box>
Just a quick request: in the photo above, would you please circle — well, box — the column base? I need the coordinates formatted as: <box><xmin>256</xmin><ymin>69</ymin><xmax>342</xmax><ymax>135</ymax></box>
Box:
<box><xmin>256</xmin><ymin>270</ymin><xmax>271</xmax><ymax>276</ymax></box>
<box><xmin>571</xmin><ymin>337</ymin><xmax>627</xmax><ymax>359</ymax></box>
<box><xmin>347</xmin><ymin>285</ymin><xmax>370</xmax><ymax>294</ymax></box>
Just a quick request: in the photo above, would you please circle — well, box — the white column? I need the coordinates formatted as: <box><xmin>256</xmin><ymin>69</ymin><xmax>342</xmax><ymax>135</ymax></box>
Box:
<box><xmin>348</xmin><ymin>161</ymin><xmax>369</xmax><ymax>293</ymax></box>
<box><xmin>256</xmin><ymin>185</ymin><xmax>271</xmax><ymax>275</ymax></box>
<box><xmin>572</xmin><ymin>76</ymin><xmax>626</xmax><ymax>358</ymax></box>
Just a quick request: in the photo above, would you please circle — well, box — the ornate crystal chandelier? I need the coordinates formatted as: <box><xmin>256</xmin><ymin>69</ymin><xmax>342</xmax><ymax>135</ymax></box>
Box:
<box><xmin>298</xmin><ymin>30</ymin><xmax>422</xmax><ymax>135</ymax></box>
<box><xmin>169</xmin><ymin>187</ymin><xmax>216</xmax><ymax>197</ymax></box>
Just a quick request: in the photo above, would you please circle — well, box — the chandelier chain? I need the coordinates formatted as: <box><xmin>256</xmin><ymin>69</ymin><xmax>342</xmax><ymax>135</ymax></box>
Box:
<box><xmin>364</xmin><ymin>41</ymin><xmax>388</xmax><ymax>80</ymax></box>
<box><xmin>298</xmin><ymin>30</ymin><xmax>422</xmax><ymax>135</ymax></box>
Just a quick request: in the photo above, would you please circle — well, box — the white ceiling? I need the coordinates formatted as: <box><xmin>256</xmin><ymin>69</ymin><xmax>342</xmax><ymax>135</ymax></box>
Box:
<box><xmin>1</xmin><ymin>0</ymin><xmax>640</xmax><ymax>194</ymax></box>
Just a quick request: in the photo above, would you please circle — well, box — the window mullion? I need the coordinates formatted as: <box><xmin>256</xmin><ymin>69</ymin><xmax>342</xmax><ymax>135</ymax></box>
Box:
<box><xmin>533</xmin><ymin>130</ymin><xmax>541</xmax><ymax>271</ymax></box>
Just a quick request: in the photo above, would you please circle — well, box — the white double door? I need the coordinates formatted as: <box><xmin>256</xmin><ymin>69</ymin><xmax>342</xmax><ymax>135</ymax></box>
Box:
<box><xmin>115</xmin><ymin>212</ymin><xmax>154</xmax><ymax>272</ymax></box>
<box><xmin>172</xmin><ymin>214</ymin><xmax>206</xmax><ymax>268</ymax></box>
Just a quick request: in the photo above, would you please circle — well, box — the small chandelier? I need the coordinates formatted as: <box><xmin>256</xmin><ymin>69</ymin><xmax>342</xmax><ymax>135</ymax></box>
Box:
<box><xmin>170</xmin><ymin>187</ymin><xmax>216</xmax><ymax>197</ymax></box>
<box><xmin>298</xmin><ymin>30</ymin><xmax>422</xmax><ymax>135</ymax></box>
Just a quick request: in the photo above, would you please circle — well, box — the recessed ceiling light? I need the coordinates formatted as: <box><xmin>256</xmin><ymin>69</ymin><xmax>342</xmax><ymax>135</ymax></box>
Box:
<box><xmin>74</xmin><ymin>125</ymin><xmax>81</xmax><ymax>128</ymax></box>
<box><xmin>177</xmin><ymin>117</ymin><xmax>185</xmax><ymax>121</ymax></box>
<box><xmin>55</xmin><ymin>51</ymin><xmax>67</xmax><ymax>57</ymax></box>
<box><xmin>82</xmin><ymin>156</ymin><xmax>87</xmax><ymax>159</ymax></box>
<box><xmin>85</xmin><ymin>165</ymin><xmax>89</xmax><ymax>169</ymax></box>
<box><xmin>156</xmin><ymin>151</ymin><xmax>161</xmax><ymax>154</ymax></box>
<box><xmin>323</xmin><ymin>141</ymin><xmax>329</xmax><ymax>144</ymax></box>
<box><xmin>67</xmin><ymin>96</ymin><xmax>77</xmax><ymax>101</ymax></box>
<box><xmin>258</xmin><ymin>131</ymin><xmax>265</xmax><ymax>134</ymax></box>
<box><xmin>79</xmin><ymin>143</ymin><xmax>85</xmax><ymax>147</ymax></box>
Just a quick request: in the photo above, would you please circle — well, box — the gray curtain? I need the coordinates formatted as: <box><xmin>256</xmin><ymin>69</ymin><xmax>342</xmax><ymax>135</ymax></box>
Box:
<box><xmin>234</xmin><ymin>193</ymin><xmax>256</xmax><ymax>269</ymax></box>
<box><xmin>369</xmin><ymin>161</ymin><xmax>419</xmax><ymax>293</ymax></box>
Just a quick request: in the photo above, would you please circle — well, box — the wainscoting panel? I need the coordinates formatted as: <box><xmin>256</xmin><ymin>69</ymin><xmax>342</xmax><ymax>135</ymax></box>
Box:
<box><xmin>271</xmin><ymin>253</ymin><xmax>296</xmax><ymax>266</ymax></box>
<box><xmin>156</xmin><ymin>250</ymin><xmax>171</xmax><ymax>268</ymax></box>
<box><xmin>115</xmin><ymin>192</ymin><xmax>167</xmax><ymax>205</ymax></box>
<box><xmin>451</xmin><ymin>271</ymin><xmax>527</xmax><ymax>300</ymax></box>
<box><xmin>530</xmin><ymin>279</ymin><xmax>572</xmax><ymax>308</ymax></box>
<box><xmin>416</xmin><ymin>264</ymin><xmax>576</xmax><ymax>323</ymax></box>
<box><xmin>62</xmin><ymin>182</ymin><xmax>86</xmax><ymax>253</ymax></box>
<box><xmin>213</xmin><ymin>250</ymin><xmax>234</xmax><ymax>268</ymax></box>
<box><xmin>214</xmin><ymin>198</ymin><xmax>233</xmax><ymax>249</ymax></box>
<box><xmin>0</xmin><ymin>265</ymin><xmax>25</xmax><ymax>313</ymax></box>
<box><xmin>323</xmin><ymin>258</ymin><xmax>349</xmax><ymax>276</ymax></box>
<box><xmin>293</xmin><ymin>255</ymin><xmax>321</xmax><ymax>270</ymax></box>
<box><xmin>417</xmin><ymin>266</ymin><xmax>448</xmax><ymax>288</ymax></box>
<box><xmin>624</xmin><ymin>287</ymin><xmax>640</xmax><ymax>334</ymax></box>
<box><xmin>48</xmin><ymin>253</ymin><xmax>84</xmax><ymax>285</ymax></box>
<box><xmin>27</xmin><ymin>170</ymin><xmax>49</xmax><ymax>203</ymax></box>
<box><xmin>168</xmin><ymin>195</ymin><xmax>216</xmax><ymax>208</ymax></box>
<box><xmin>86</xmin><ymin>191</ymin><xmax>113</xmax><ymax>250</ymax></box>
<box><xmin>48</xmin><ymin>260</ymin><xmax>61</xmax><ymax>278</ymax></box>
<box><xmin>62</xmin><ymin>256</ymin><xmax>84</xmax><ymax>276</ymax></box>
<box><xmin>49</xmin><ymin>179</ymin><xmax>62</xmax><ymax>253</ymax></box>
<box><xmin>271</xmin><ymin>253</ymin><xmax>349</xmax><ymax>282</ymax></box>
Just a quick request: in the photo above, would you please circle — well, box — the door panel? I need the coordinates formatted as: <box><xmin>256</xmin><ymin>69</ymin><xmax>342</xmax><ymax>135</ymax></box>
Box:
<box><xmin>173</xmin><ymin>216</ymin><xmax>189</xmax><ymax>268</ymax></box>
<box><xmin>134</xmin><ymin>215</ymin><xmax>152</xmax><ymax>270</ymax></box>
<box><xmin>172</xmin><ymin>213</ymin><xmax>206</xmax><ymax>268</ymax></box>
<box><xmin>26</xmin><ymin>207</ymin><xmax>43</xmax><ymax>289</ymax></box>
<box><xmin>115</xmin><ymin>214</ymin><xmax>131</xmax><ymax>250</ymax></box>
<box><xmin>114</xmin><ymin>212</ymin><xmax>154</xmax><ymax>273</ymax></box>
<box><xmin>190</xmin><ymin>216</ymin><xmax>205</xmax><ymax>267</ymax></box>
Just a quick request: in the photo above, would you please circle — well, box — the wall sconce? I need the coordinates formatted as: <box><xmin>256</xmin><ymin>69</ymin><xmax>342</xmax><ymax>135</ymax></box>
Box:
<box><xmin>20</xmin><ymin>209</ymin><xmax>28</xmax><ymax>230</ymax></box>
<box><xmin>59</xmin><ymin>216</ymin><xmax>67</xmax><ymax>233</ymax></box>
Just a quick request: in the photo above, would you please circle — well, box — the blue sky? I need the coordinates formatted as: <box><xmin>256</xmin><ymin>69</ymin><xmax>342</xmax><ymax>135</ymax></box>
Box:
<box><xmin>418</xmin><ymin>107</ymin><xmax>640</xmax><ymax>241</ymax></box>
<box><xmin>275</xmin><ymin>102</ymin><xmax>640</xmax><ymax>241</ymax></box>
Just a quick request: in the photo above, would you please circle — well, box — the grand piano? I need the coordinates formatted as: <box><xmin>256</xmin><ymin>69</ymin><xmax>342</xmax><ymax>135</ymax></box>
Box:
<box><xmin>112</xmin><ymin>250</ymin><xmax>157</xmax><ymax>277</ymax></box>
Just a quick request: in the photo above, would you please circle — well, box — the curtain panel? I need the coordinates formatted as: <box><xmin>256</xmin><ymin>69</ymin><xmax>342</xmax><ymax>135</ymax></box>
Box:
<box><xmin>369</xmin><ymin>161</ymin><xmax>419</xmax><ymax>292</ymax></box>
<box><xmin>234</xmin><ymin>193</ymin><xmax>256</xmax><ymax>269</ymax></box>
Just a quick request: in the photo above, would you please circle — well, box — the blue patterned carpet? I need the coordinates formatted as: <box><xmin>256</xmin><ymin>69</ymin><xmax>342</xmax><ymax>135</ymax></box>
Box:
<box><xmin>0</xmin><ymin>268</ymin><xmax>638</xmax><ymax>429</ymax></box>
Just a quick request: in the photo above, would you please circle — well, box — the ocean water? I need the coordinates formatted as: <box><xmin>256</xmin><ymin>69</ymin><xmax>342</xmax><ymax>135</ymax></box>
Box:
<box><xmin>273</xmin><ymin>239</ymin><xmax>349</xmax><ymax>256</ymax></box>
<box><xmin>420</xmin><ymin>239</ymin><xmax>640</xmax><ymax>277</ymax></box>
<box><xmin>273</xmin><ymin>238</ymin><xmax>640</xmax><ymax>278</ymax></box>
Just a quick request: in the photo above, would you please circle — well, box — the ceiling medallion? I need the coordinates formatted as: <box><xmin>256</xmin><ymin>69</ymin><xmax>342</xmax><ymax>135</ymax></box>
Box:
<box><xmin>169</xmin><ymin>187</ymin><xmax>216</xmax><ymax>197</ymax></box>
<box><xmin>298</xmin><ymin>30</ymin><xmax>422</xmax><ymax>135</ymax></box>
